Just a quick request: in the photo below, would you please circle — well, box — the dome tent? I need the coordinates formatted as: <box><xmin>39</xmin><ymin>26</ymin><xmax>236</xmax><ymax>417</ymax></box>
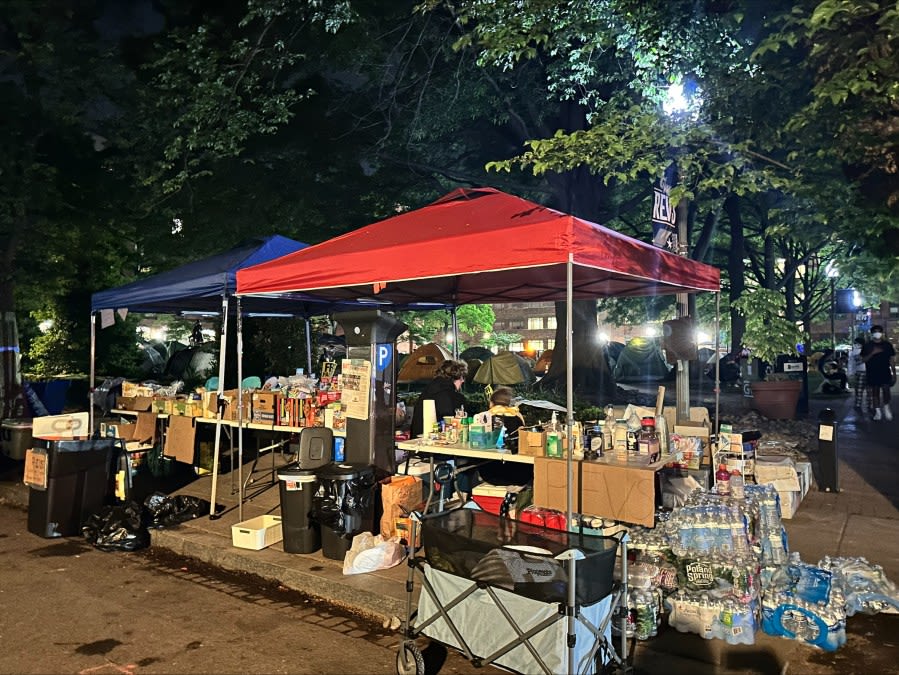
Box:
<box><xmin>612</xmin><ymin>338</ymin><xmax>673</xmax><ymax>383</ymax></box>
<box><xmin>397</xmin><ymin>342</ymin><xmax>452</xmax><ymax>383</ymax></box>
<box><xmin>473</xmin><ymin>351</ymin><xmax>534</xmax><ymax>386</ymax></box>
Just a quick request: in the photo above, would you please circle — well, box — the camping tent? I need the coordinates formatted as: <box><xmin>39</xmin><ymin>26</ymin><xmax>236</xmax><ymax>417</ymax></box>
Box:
<box><xmin>612</xmin><ymin>338</ymin><xmax>673</xmax><ymax>382</ymax></box>
<box><xmin>397</xmin><ymin>342</ymin><xmax>451</xmax><ymax>383</ymax></box>
<box><xmin>473</xmin><ymin>351</ymin><xmax>534</xmax><ymax>386</ymax></box>
<box><xmin>236</xmin><ymin>186</ymin><xmax>720</xmax><ymax>532</ymax></box>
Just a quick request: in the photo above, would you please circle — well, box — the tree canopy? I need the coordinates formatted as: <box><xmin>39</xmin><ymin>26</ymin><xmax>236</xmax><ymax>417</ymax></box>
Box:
<box><xmin>1</xmin><ymin>0</ymin><xmax>896</xmax><ymax>412</ymax></box>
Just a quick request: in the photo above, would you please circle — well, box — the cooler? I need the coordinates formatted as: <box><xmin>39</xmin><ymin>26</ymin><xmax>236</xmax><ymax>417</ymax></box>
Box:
<box><xmin>1</xmin><ymin>418</ymin><xmax>33</xmax><ymax>460</ymax></box>
<box><xmin>471</xmin><ymin>483</ymin><xmax>527</xmax><ymax>516</ymax></box>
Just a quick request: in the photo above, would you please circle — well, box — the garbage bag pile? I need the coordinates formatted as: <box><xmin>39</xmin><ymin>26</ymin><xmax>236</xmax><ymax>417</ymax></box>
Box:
<box><xmin>82</xmin><ymin>492</ymin><xmax>212</xmax><ymax>552</ymax></box>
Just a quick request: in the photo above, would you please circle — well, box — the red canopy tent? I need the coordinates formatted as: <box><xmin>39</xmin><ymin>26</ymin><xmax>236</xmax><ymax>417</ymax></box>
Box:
<box><xmin>236</xmin><ymin>187</ymin><xmax>721</xmax><ymax>563</ymax></box>
<box><xmin>236</xmin><ymin>187</ymin><xmax>719</xmax><ymax>304</ymax></box>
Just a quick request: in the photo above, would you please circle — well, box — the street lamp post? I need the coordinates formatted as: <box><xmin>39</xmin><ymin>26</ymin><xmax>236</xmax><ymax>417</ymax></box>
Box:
<box><xmin>826</xmin><ymin>262</ymin><xmax>839</xmax><ymax>351</ymax></box>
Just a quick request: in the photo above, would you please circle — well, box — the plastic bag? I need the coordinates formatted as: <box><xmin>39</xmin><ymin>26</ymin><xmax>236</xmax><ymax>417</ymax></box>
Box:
<box><xmin>342</xmin><ymin>532</ymin><xmax>405</xmax><ymax>575</ymax></box>
<box><xmin>144</xmin><ymin>492</ymin><xmax>210</xmax><ymax>528</ymax></box>
<box><xmin>82</xmin><ymin>501</ymin><xmax>150</xmax><ymax>552</ymax></box>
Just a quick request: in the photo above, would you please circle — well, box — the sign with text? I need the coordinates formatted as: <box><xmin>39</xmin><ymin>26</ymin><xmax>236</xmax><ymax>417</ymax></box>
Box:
<box><xmin>341</xmin><ymin>359</ymin><xmax>372</xmax><ymax>420</ymax></box>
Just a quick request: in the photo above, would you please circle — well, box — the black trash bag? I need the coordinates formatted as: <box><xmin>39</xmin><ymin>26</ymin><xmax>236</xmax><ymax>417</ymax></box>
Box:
<box><xmin>344</xmin><ymin>474</ymin><xmax>376</xmax><ymax>515</ymax></box>
<box><xmin>144</xmin><ymin>492</ymin><xmax>211</xmax><ymax>528</ymax></box>
<box><xmin>311</xmin><ymin>495</ymin><xmax>344</xmax><ymax>532</ymax></box>
<box><xmin>82</xmin><ymin>501</ymin><xmax>150</xmax><ymax>552</ymax></box>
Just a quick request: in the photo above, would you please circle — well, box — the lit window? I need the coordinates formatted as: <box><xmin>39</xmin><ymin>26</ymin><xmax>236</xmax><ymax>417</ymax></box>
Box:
<box><xmin>527</xmin><ymin>317</ymin><xmax>544</xmax><ymax>330</ymax></box>
<box><xmin>547</xmin><ymin>339</ymin><xmax>555</xmax><ymax>349</ymax></box>
<box><xmin>509</xmin><ymin>342</ymin><xmax>524</xmax><ymax>352</ymax></box>
<box><xmin>531</xmin><ymin>340</ymin><xmax>544</xmax><ymax>351</ymax></box>
<box><xmin>546</xmin><ymin>316</ymin><xmax>557</xmax><ymax>329</ymax></box>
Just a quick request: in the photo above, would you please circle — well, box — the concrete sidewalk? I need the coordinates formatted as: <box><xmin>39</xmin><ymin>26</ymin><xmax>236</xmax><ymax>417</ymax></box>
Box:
<box><xmin>2</xmin><ymin>386</ymin><xmax>897</xmax><ymax>673</ymax></box>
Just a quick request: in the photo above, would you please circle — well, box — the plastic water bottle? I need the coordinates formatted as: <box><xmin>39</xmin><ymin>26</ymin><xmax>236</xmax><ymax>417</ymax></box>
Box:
<box><xmin>730</xmin><ymin>470</ymin><xmax>745</xmax><ymax>499</ymax></box>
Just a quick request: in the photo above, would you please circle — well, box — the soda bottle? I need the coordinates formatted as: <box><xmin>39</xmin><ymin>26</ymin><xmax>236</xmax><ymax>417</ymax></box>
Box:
<box><xmin>716</xmin><ymin>464</ymin><xmax>731</xmax><ymax>495</ymax></box>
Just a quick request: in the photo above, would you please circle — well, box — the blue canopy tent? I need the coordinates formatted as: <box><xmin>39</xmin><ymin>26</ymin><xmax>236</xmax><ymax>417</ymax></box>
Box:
<box><xmin>90</xmin><ymin>235</ymin><xmax>339</xmax><ymax>514</ymax></box>
<box><xmin>91</xmin><ymin>234</ymin><xmax>446</xmax><ymax>518</ymax></box>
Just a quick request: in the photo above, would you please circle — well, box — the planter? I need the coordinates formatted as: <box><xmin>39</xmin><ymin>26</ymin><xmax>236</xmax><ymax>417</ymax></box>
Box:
<box><xmin>749</xmin><ymin>380</ymin><xmax>802</xmax><ymax>420</ymax></box>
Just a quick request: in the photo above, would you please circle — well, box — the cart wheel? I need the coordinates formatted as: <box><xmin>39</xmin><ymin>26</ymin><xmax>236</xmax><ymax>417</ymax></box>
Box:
<box><xmin>396</xmin><ymin>641</ymin><xmax>425</xmax><ymax>675</ymax></box>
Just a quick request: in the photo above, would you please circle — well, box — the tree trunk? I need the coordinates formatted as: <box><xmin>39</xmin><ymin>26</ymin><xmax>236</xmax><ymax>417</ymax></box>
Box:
<box><xmin>725</xmin><ymin>194</ymin><xmax>746</xmax><ymax>353</ymax></box>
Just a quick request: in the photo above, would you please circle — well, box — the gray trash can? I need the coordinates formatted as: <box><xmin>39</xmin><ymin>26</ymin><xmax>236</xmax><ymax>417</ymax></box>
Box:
<box><xmin>1</xmin><ymin>418</ymin><xmax>33</xmax><ymax>460</ymax></box>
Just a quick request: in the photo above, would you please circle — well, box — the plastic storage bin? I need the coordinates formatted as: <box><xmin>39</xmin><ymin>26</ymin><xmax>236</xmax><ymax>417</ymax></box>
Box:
<box><xmin>1</xmin><ymin>418</ymin><xmax>33</xmax><ymax>460</ymax></box>
<box><xmin>27</xmin><ymin>438</ymin><xmax>116</xmax><ymax>538</ymax></box>
<box><xmin>231</xmin><ymin>515</ymin><xmax>283</xmax><ymax>550</ymax></box>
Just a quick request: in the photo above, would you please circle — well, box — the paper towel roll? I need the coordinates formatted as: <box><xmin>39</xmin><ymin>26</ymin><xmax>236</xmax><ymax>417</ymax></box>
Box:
<box><xmin>421</xmin><ymin>399</ymin><xmax>437</xmax><ymax>437</ymax></box>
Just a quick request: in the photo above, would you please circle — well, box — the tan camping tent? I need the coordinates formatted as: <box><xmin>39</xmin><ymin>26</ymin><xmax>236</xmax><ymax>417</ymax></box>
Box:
<box><xmin>397</xmin><ymin>342</ymin><xmax>451</xmax><ymax>383</ymax></box>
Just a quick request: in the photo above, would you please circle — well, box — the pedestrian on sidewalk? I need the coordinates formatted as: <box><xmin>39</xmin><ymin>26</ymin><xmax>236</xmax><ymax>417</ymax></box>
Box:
<box><xmin>847</xmin><ymin>335</ymin><xmax>868</xmax><ymax>412</ymax></box>
<box><xmin>861</xmin><ymin>325</ymin><xmax>897</xmax><ymax>421</ymax></box>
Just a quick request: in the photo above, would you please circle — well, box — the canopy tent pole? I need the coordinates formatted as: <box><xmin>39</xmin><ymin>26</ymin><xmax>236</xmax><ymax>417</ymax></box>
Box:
<box><xmin>237</xmin><ymin>296</ymin><xmax>245</xmax><ymax>523</ymax></box>
<box><xmin>564</xmin><ymin>260</ymin><xmax>574</xmax><ymax>528</ymax></box>
<box><xmin>208</xmin><ymin>295</ymin><xmax>230</xmax><ymax>518</ymax></box>
<box><xmin>565</xmin><ymin>259</ymin><xmax>575</xmax><ymax>675</ymax></box>
<box><xmin>89</xmin><ymin>312</ymin><xmax>96</xmax><ymax>433</ymax></box>
<box><xmin>715</xmin><ymin>291</ymin><xmax>721</xmax><ymax>435</ymax></box>
<box><xmin>305</xmin><ymin>318</ymin><xmax>313</xmax><ymax>374</ymax></box>
<box><xmin>451</xmin><ymin>307</ymin><xmax>459</xmax><ymax>359</ymax></box>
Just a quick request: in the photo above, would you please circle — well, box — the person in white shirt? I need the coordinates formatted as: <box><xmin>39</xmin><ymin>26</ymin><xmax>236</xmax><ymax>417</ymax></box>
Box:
<box><xmin>847</xmin><ymin>336</ymin><xmax>867</xmax><ymax>412</ymax></box>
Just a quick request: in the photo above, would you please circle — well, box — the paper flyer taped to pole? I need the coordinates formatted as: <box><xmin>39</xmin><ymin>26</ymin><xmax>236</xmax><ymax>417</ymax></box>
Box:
<box><xmin>341</xmin><ymin>359</ymin><xmax>372</xmax><ymax>420</ymax></box>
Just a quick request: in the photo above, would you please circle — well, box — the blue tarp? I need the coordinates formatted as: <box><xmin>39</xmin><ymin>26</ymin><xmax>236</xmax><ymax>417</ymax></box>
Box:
<box><xmin>91</xmin><ymin>235</ymin><xmax>327</xmax><ymax>316</ymax></box>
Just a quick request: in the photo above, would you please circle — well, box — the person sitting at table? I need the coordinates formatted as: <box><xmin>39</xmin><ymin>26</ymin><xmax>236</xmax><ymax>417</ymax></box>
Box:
<box><xmin>476</xmin><ymin>386</ymin><xmax>533</xmax><ymax>488</ymax></box>
<box><xmin>410</xmin><ymin>359</ymin><xmax>468</xmax><ymax>438</ymax></box>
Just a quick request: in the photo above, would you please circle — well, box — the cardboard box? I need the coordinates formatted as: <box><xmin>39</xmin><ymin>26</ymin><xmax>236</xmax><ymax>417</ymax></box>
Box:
<box><xmin>32</xmin><ymin>413</ymin><xmax>90</xmax><ymax>439</ymax></box>
<box><xmin>755</xmin><ymin>457</ymin><xmax>800</xmax><ymax>492</ymax></box>
<box><xmin>231</xmin><ymin>515</ymin><xmax>283</xmax><ymax>550</ymax></box>
<box><xmin>778</xmin><ymin>490</ymin><xmax>801</xmax><ymax>519</ymax></box>
<box><xmin>152</xmin><ymin>397</ymin><xmax>174</xmax><ymax>415</ymax></box>
<box><xmin>795</xmin><ymin>460</ymin><xmax>813</xmax><ymax>498</ymax></box>
<box><xmin>533</xmin><ymin>457</ymin><xmax>657</xmax><ymax>527</ymax></box>
<box><xmin>102</xmin><ymin>422</ymin><xmax>135</xmax><ymax>440</ymax></box>
<box><xmin>518</xmin><ymin>429</ymin><xmax>546</xmax><ymax>457</ymax></box>
<box><xmin>202</xmin><ymin>391</ymin><xmax>220</xmax><ymax>418</ymax></box>
<box><xmin>252</xmin><ymin>391</ymin><xmax>279</xmax><ymax>424</ymax></box>
<box><xmin>222</xmin><ymin>389</ymin><xmax>252</xmax><ymax>422</ymax></box>
<box><xmin>23</xmin><ymin>448</ymin><xmax>48</xmax><ymax>489</ymax></box>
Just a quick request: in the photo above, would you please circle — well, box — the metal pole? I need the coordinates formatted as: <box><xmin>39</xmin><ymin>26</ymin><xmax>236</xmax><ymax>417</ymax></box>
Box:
<box><xmin>565</xmin><ymin>260</ymin><xmax>574</xmax><ymax>530</ymax></box>
<box><xmin>305</xmin><ymin>318</ymin><xmax>313</xmax><ymax>374</ymax></box>
<box><xmin>209</xmin><ymin>295</ymin><xmax>229</xmax><ymax>518</ymax></box>
<box><xmin>451</xmin><ymin>307</ymin><xmax>459</xmax><ymax>360</ymax></box>
<box><xmin>675</xmin><ymin>198</ymin><xmax>690</xmax><ymax>423</ymax></box>
<box><xmin>830</xmin><ymin>278</ymin><xmax>836</xmax><ymax>350</ymax></box>
<box><xmin>89</xmin><ymin>312</ymin><xmax>96</xmax><ymax>433</ymax></box>
<box><xmin>237</xmin><ymin>297</ymin><xmax>245</xmax><ymax>523</ymax></box>
<box><xmin>565</xmin><ymin>260</ymin><xmax>575</xmax><ymax>675</ymax></box>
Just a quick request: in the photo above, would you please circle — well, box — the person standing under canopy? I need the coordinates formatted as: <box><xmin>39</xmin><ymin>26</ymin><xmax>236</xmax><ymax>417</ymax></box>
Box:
<box><xmin>410</xmin><ymin>359</ymin><xmax>468</xmax><ymax>438</ymax></box>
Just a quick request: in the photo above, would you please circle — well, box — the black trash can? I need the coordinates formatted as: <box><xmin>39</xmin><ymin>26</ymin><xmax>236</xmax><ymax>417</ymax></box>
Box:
<box><xmin>27</xmin><ymin>438</ymin><xmax>116</xmax><ymax>538</ymax></box>
<box><xmin>278</xmin><ymin>468</ymin><xmax>321</xmax><ymax>554</ymax></box>
<box><xmin>314</xmin><ymin>463</ymin><xmax>376</xmax><ymax>560</ymax></box>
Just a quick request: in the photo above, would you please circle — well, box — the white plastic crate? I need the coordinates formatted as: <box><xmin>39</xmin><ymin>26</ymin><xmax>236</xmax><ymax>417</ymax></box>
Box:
<box><xmin>231</xmin><ymin>515</ymin><xmax>283</xmax><ymax>550</ymax></box>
